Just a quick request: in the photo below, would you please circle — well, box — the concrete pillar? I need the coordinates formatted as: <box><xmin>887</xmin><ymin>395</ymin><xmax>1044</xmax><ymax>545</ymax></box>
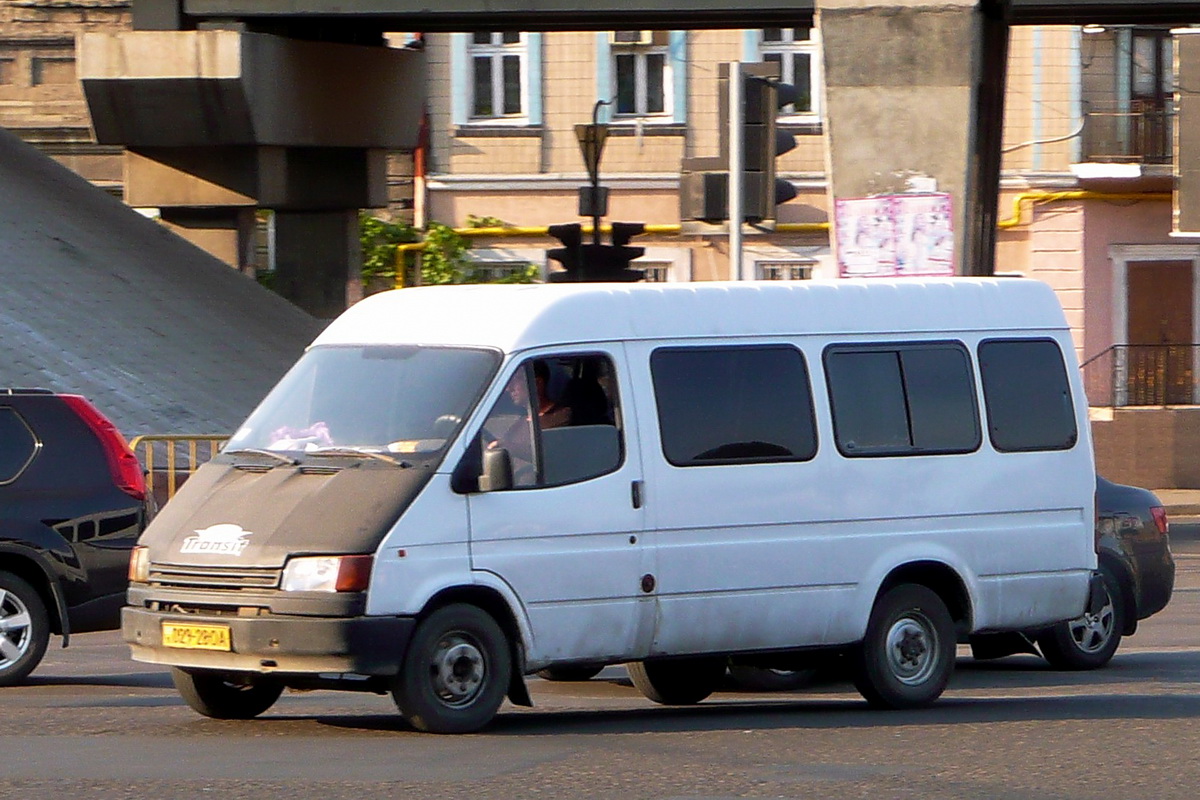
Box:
<box><xmin>79</xmin><ymin>29</ymin><xmax>423</xmax><ymax>315</ymax></box>
<box><xmin>273</xmin><ymin>211</ymin><xmax>363</xmax><ymax>320</ymax></box>
<box><xmin>159</xmin><ymin>207</ymin><xmax>257</xmax><ymax>274</ymax></box>
<box><xmin>817</xmin><ymin>0</ymin><xmax>1009</xmax><ymax>275</ymax></box>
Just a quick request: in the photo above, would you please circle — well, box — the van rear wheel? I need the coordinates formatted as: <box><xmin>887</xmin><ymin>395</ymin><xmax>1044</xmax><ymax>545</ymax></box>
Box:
<box><xmin>171</xmin><ymin>668</ymin><xmax>284</xmax><ymax>719</ymax></box>
<box><xmin>391</xmin><ymin>603</ymin><xmax>511</xmax><ymax>734</ymax></box>
<box><xmin>627</xmin><ymin>657</ymin><xmax>726</xmax><ymax>705</ymax></box>
<box><xmin>851</xmin><ymin>584</ymin><xmax>955</xmax><ymax>709</ymax></box>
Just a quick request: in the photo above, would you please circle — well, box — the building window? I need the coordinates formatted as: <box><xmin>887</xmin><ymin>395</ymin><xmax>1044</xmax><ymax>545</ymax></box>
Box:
<box><xmin>759</xmin><ymin>28</ymin><xmax>819</xmax><ymax>118</ymax></box>
<box><xmin>469</xmin><ymin>32</ymin><xmax>525</xmax><ymax>119</ymax></box>
<box><xmin>756</xmin><ymin>260</ymin><xmax>813</xmax><ymax>280</ymax></box>
<box><xmin>612</xmin><ymin>32</ymin><xmax>671</xmax><ymax>118</ymax></box>
<box><xmin>466</xmin><ymin>261</ymin><xmax>535</xmax><ymax>283</ymax></box>
<box><xmin>31</xmin><ymin>56</ymin><xmax>75</xmax><ymax>86</ymax></box>
<box><xmin>639</xmin><ymin>262</ymin><xmax>673</xmax><ymax>282</ymax></box>
<box><xmin>0</xmin><ymin>58</ymin><xmax>15</xmax><ymax>85</ymax></box>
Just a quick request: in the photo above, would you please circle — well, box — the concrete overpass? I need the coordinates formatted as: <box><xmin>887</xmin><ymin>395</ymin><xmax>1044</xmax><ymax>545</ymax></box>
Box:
<box><xmin>80</xmin><ymin>1</ymin><xmax>1200</xmax><ymax>315</ymax></box>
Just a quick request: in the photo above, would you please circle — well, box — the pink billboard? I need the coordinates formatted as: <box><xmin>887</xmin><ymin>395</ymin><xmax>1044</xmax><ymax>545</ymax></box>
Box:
<box><xmin>835</xmin><ymin>193</ymin><xmax>955</xmax><ymax>278</ymax></box>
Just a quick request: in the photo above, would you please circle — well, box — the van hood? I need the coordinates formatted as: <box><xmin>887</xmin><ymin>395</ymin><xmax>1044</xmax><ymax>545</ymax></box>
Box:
<box><xmin>140</xmin><ymin>458</ymin><xmax>438</xmax><ymax>568</ymax></box>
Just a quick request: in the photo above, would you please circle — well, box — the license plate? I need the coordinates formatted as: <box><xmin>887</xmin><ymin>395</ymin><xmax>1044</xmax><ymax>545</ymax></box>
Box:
<box><xmin>161</xmin><ymin>622</ymin><xmax>231</xmax><ymax>651</ymax></box>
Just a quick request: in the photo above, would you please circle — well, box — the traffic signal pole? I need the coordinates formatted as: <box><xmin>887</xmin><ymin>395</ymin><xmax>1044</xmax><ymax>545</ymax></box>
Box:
<box><xmin>728</xmin><ymin>62</ymin><xmax>744</xmax><ymax>281</ymax></box>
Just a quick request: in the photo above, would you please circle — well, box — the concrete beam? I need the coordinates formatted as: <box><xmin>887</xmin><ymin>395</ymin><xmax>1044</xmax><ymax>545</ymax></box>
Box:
<box><xmin>79</xmin><ymin>30</ymin><xmax>423</xmax><ymax>149</ymax></box>
<box><xmin>159</xmin><ymin>206</ymin><xmax>257</xmax><ymax>271</ymax></box>
<box><xmin>125</xmin><ymin>146</ymin><xmax>388</xmax><ymax>210</ymax></box>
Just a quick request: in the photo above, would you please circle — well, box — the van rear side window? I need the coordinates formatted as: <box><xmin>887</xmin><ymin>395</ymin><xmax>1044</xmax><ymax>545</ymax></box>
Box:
<box><xmin>825</xmin><ymin>342</ymin><xmax>980</xmax><ymax>457</ymax></box>
<box><xmin>978</xmin><ymin>338</ymin><xmax>1077</xmax><ymax>452</ymax></box>
<box><xmin>650</xmin><ymin>345</ymin><xmax>817</xmax><ymax>466</ymax></box>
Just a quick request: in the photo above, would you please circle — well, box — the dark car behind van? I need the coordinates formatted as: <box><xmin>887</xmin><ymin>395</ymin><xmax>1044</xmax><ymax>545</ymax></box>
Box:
<box><xmin>0</xmin><ymin>389</ymin><xmax>152</xmax><ymax>684</ymax></box>
<box><xmin>1033</xmin><ymin>475</ymin><xmax>1175</xmax><ymax>669</ymax></box>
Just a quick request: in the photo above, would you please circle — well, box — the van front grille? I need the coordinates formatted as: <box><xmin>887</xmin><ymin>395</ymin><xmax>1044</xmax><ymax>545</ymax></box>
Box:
<box><xmin>149</xmin><ymin>563</ymin><xmax>282</xmax><ymax>591</ymax></box>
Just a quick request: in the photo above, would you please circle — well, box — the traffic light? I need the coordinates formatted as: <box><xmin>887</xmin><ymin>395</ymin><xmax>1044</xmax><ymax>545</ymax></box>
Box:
<box><xmin>741</xmin><ymin>65</ymin><xmax>798</xmax><ymax>222</ymax></box>
<box><xmin>679</xmin><ymin>63</ymin><xmax>798</xmax><ymax>225</ymax></box>
<box><xmin>547</xmin><ymin>222</ymin><xmax>583</xmax><ymax>274</ymax></box>
<box><xmin>547</xmin><ymin>222</ymin><xmax>646</xmax><ymax>282</ymax></box>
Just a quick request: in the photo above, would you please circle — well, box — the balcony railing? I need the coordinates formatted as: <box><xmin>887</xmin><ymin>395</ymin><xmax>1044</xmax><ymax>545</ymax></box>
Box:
<box><xmin>1081</xmin><ymin>344</ymin><xmax>1199</xmax><ymax>407</ymax></box>
<box><xmin>1079</xmin><ymin>102</ymin><xmax>1172</xmax><ymax>165</ymax></box>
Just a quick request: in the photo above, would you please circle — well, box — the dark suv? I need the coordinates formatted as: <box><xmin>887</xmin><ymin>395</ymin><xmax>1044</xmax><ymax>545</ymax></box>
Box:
<box><xmin>1034</xmin><ymin>475</ymin><xmax>1175</xmax><ymax>669</ymax></box>
<box><xmin>0</xmin><ymin>389</ymin><xmax>152</xmax><ymax>684</ymax></box>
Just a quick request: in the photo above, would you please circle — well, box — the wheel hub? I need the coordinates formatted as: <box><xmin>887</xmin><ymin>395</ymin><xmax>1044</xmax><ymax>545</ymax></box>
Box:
<box><xmin>430</xmin><ymin>635</ymin><xmax>486</xmax><ymax>707</ymax></box>
<box><xmin>1068</xmin><ymin>597</ymin><xmax>1114</xmax><ymax>653</ymax></box>
<box><xmin>886</xmin><ymin>615</ymin><xmax>938</xmax><ymax>685</ymax></box>
<box><xmin>0</xmin><ymin>588</ymin><xmax>32</xmax><ymax>669</ymax></box>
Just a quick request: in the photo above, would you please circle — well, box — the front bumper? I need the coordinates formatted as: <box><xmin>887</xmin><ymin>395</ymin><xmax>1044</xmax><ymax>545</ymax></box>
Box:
<box><xmin>122</xmin><ymin>606</ymin><xmax>414</xmax><ymax>675</ymax></box>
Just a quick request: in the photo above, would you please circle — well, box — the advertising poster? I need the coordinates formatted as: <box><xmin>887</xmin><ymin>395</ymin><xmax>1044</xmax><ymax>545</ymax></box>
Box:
<box><xmin>835</xmin><ymin>193</ymin><xmax>955</xmax><ymax>278</ymax></box>
<box><xmin>892</xmin><ymin>193</ymin><xmax>955</xmax><ymax>276</ymax></box>
<box><xmin>833</xmin><ymin>196</ymin><xmax>896</xmax><ymax>277</ymax></box>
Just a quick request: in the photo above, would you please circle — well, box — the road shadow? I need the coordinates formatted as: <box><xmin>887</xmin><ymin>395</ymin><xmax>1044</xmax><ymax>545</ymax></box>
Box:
<box><xmin>309</xmin><ymin>649</ymin><xmax>1200</xmax><ymax>737</ymax></box>
<box><xmin>308</xmin><ymin>689</ymin><xmax>1200</xmax><ymax>738</ymax></box>
<box><xmin>20</xmin><ymin>671</ymin><xmax>175</xmax><ymax>690</ymax></box>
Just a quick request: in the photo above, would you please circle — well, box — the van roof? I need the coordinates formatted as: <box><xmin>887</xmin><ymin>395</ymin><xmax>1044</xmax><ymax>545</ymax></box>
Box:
<box><xmin>312</xmin><ymin>277</ymin><xmax>1069</xmax><ymax>353</ymax></box>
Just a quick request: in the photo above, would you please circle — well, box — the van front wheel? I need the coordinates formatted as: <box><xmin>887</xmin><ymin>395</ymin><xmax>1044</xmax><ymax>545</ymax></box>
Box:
<box><xmin>392</xmin><ymin>604</ymin><xmax>511</xmax><ymax>734</ymax></box>
<box><xmin>627</xmin><ymin>657</ymin><xmax>726</xmax><ymax>705</ymax></box>
<box><xmin>851</xmin><ymin>584</ymin><xmax>955</xmax><ymax>709</ymax></box>
<box><xmin>171</xmin><ymin>668</ymin><xmax>284</xmax><ymax>719</ymax></box>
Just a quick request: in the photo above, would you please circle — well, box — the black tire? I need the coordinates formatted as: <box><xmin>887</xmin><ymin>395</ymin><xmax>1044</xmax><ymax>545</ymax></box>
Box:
<box><xmin>851</xmin><ymin>584</ymin><xmax>956</xmax><ymax>709</ymax></box>
<box><xmin>0</xmin><ymin>571</ymin><xmax>50</xmax><ymax>686</ymax></box>
<box><xmin>536</xmin><ymin>665</ymin><xmax>604</xmax><ymax>682</ymax></box>
<box><xmin>728</xmin><ymin>665</ymin><xmax>818</xmax><ymax>692</ymax></box>
<box><xmin>171</xmin><ymin>668</ymin><xmax>284</xmax><ymax>719</ymax></box>
<box><xmin>391</xmin><ymin>603</ymin><xmax>511</xmax><ymax>734</ymax></box>
<box><xmin>1037</xmin><ymin>566</ymin><xmax>1124</xmax><ymax>670</ymax></box>
<box><xmin>627</xmin><ymin>657</ymin><xmax>726</xmax><ymax>705</ymax></box>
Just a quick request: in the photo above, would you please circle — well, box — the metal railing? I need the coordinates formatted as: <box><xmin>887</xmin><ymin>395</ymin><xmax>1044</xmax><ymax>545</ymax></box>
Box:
<box><xmin>1081</xmin><ymin>344</ymin><xmax>1199</xmax><ymax>407</ymax></box>
<box><xmin>129</xmin><ymin>434</ymin><xmax>228</xmax><ymax>503</ymax></box>
<box><xmin>1080</xmin><ymin>102</ymin><xmax>1172</xmax><ymax>164</ymax></box>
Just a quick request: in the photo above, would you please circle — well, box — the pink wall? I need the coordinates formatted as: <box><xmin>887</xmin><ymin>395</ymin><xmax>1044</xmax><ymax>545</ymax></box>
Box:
<box><xmin>1081</xmin><ymin>198</ymin><xmax>1174</xmax><ymax>358</ymax></box>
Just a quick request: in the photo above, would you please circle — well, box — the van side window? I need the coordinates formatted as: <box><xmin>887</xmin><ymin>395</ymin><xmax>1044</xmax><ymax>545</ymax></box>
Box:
<box><xmin>979</xmin><ymin>338</ymin><xmax>1077</xmax><ymax>452</ymax></box>
<box><xmin>478</xmin><ymin>354</ymin><xmax>623</xmax><ymax>488</ymax></box>
<box><xmin>825</xmin><ymin>342</ymin><xmax>980</xmax><ymax>456</ymax></box>
<box><xmin>650</xmin><ymin>345</ymin><xmax>817</xmax><ymax>466</ymax></box>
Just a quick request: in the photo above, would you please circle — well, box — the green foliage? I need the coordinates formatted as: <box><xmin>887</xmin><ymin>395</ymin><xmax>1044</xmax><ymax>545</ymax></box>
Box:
<box><xmin>465</xmin><ymin>214</ymin><xmax>509</xmax><ymax>229</ymax></box>
<box><xmin>359</xmin><ymin>213</ymin><xmax>540</xmax><ymax>288</ymax></box>
<box><xmin>419</xmin><ymin>222</ymin><xmax>472</xmax><ymax>285</ymax></box>
<box><xmin>359</xmin><ymin>212</ymin><xmax>418</xmax><ymax>283</ymax></box>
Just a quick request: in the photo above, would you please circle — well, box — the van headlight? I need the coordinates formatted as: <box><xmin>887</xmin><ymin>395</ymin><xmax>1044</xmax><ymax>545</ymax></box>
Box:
<box><xmin>281</xmin><ymin>555</ymin><xmax>373</xmax><ymax>592</ymax></box>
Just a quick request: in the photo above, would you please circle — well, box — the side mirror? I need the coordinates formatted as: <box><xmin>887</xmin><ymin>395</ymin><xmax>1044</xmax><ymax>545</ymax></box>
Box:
<box><xmin>478</xmin><ymin>447</ymin><xmax>514</xmax><ymax>493</ymax></box>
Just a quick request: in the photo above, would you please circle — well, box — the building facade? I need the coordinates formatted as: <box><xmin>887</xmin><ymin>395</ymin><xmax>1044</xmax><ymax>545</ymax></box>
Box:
<box><xmin>2</xmin><ymin>7</ymin><xmax>1197</xmax><ymax>486</ymax></box>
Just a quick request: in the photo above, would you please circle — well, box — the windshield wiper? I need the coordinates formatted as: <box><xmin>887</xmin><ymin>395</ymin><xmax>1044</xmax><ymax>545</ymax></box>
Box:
<box><xmin>306</xmin><ymin>448</ymin><xmax>410</xmax><ymax>467</ymax></box>
<box><xmin>224</xmin><ymin>448</ymin><xmax>298</xmax><ymax>466</ymax></box>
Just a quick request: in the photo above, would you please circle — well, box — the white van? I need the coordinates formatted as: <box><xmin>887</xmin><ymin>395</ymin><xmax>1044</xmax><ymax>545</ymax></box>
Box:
<box><xmin>124</xmin><ymin>278</ymin><xmax>1098</xmax><ymax>733</ymax></box>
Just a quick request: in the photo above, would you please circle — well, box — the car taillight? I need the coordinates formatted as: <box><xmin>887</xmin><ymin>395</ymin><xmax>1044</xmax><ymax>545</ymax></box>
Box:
<box><xmin>1151</xmin><ymin>506</ymin><xmax>1169</xmax><ymax>535</ymax></box>
<box><xmin>60</xmin><ymin>395</ymin><xmax>146</xmax><ymax>502</ymax></box>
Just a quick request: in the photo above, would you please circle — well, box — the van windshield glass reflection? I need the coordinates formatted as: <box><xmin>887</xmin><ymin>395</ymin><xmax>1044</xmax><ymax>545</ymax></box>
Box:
<box><xmin>226</xmin><ymin>345</ymin><xmax>499</xmax><ymax>456</ymax></box>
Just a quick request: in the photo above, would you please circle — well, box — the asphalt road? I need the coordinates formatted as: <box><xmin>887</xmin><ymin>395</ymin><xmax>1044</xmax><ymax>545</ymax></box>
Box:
<box><xmin>5</xmin><ymin>538</ymin><xmax>1200</xmax><ymax>800</ymax></box>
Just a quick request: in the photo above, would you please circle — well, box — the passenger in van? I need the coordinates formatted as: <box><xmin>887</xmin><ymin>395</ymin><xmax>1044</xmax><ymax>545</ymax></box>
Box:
<box><xmin>533</xmin><ymin>361</ymin><xmax>571</xmax><ymax>429</ymax></box>
<box><xmin>482</xmin><ymin>360</ymin><xmax>569</xmax><ymax>486</ymax></box>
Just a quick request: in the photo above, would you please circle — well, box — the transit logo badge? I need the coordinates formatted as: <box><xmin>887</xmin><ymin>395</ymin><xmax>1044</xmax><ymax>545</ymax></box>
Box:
<box><xmin>180</xmin><ymin>523</ymin><xmax>254</xmax><ymax>556</ymax></box>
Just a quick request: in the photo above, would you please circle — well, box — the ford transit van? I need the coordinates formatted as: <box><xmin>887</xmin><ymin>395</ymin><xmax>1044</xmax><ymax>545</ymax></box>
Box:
<box><xmin>123</xmin><ymin>278</ymin><xmax>1097</xmax><ymax>732</ymax></box>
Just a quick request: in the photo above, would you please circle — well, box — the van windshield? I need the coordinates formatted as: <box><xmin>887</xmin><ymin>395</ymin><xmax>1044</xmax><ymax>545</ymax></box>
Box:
<box><xmin>226</xmin><ymin>345</ymin><xmax>500</xmax><ymax>457</ymax></box>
